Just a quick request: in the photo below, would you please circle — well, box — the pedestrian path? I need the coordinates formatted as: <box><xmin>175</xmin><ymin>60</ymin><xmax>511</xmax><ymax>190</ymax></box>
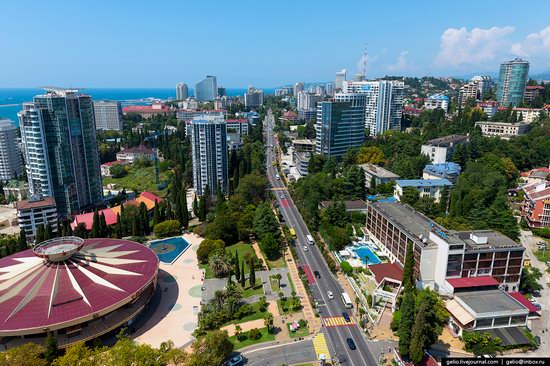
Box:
<box><xmin>312</xmin><ymin>333</ymin><xmax>330</xmax><ymax>359</ymax></box>
<box><xmin>322</xmin><ymin>316</ymin><xmax>355</xmax><ymax>327</ymax></box>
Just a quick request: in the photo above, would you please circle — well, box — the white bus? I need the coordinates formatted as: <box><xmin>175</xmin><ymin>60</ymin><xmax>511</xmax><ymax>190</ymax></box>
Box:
<box><xmin>306</xmin><ymin>234</ymin><xmax>315</xmax><ymax>245</ymax></box>
<box><xmin>341</xmin><ymin>292</ymin><xmax>353</xmax><ymax>309</ymax></box>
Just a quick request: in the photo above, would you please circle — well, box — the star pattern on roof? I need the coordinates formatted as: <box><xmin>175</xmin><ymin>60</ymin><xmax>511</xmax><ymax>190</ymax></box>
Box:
<box><xmin>0</xmin><ymin>241</ymin><xmax>148</xmax><ymax>322</ymax></box>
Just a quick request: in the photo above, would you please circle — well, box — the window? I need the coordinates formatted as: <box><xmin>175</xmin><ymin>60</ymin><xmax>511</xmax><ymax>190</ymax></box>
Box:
<box><xmin>446</xmin><ymin>254</ymin><xmax>463</xmax><ymax>277</ymax></box>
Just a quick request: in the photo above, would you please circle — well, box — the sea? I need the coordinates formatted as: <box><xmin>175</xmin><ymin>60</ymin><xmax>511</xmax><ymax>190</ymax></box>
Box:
<box><xmin>0</xmin><ymin>87</ymin><xmax>275</xmax><ymax>125</ymax></box>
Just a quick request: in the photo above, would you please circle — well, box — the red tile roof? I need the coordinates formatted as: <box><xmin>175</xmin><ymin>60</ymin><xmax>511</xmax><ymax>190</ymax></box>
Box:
<box><xmin>446</xmin><ymin>276</ymin><xmax>499</xmax><ymax>289</ymax></box>
<box><xmin>72</xmin><ymin>207</ymin><xmax>119</xmax><ymax>229</ymax></box>
<box><xmin>520</xmin><ymin>167</ymin><xmax>550</xmax><ymax>178</ymax></box>
<box><xmin>508</xmin><ymin>292</ymin><xmax>539</xmax><ymax>313</ymax></box>
<box><xmin>369</xmin><ymin>262</ymin><xmax>403</xmax><ymax>284</ymax></box>
<box><xmin>16</xmin><ymin>197</ymin><xmax>56</xmax><ymax>211</ymax></box>
<box><xmin>226</xmin><ymin>119</ymin><xmax>248</xmax><ymax>123</ymax></box>
<box><xmin>101</xmin><ymin>160</ymin><xmax>126</xmax><ymax>167</ymax></box>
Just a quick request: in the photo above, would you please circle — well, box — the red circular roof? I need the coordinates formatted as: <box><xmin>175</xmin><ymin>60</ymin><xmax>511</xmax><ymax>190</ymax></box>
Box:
<box><xmin>0</xmin><ymin>238</ymin><xmax>159</xmax><ymax>334</ymax></box>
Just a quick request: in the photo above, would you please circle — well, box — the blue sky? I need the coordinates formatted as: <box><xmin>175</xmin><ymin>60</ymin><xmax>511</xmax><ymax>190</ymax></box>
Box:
<box><xmin>1</xmin><ymin>0</ymin><xmax>550</xmax><ymax>88</ymax></box>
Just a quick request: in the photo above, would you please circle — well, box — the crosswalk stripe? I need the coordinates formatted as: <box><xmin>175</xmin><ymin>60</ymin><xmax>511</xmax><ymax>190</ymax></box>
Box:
<box><xmin>313</xmin><ymin>333</ymin><xmax>330</xmax><ymax>359</ymax></box>
<box><xmin>322</xmin><ymin>316</ymin><xmax>355</xmax><ymax>327</ymax></box>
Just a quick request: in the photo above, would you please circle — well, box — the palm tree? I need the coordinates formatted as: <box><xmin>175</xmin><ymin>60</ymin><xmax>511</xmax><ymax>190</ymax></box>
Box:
<box><xmin>275</xmin><ymin>273</ymin><xmax>282</xmax><ymax>289</ymax></box>
<box><xmin>212</xmin><ymin>290</ymin><xmax>226</xmax><ymax>310</ymax></box>
<box><xmin>264</xmin><ymin>312</ymin><xmax>274</xmax><ymax>333</ymax></box>
<box><xmin>235</xmin><ymin>325</ymin><xmax>243</xmax><ymax>341</ymax></box>
<box><xmin>224</xmin><ymin>282</ymin><xmax>243</xmax><ymax>316</ymax></box>
<box><xmin>209</xmin><ymin>252</ymin><xmax>233</xmax><ymax>278</ymax></box>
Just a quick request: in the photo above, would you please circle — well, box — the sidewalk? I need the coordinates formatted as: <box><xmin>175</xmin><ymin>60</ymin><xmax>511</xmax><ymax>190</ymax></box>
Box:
<box><xmin>284</xmin><ymin>245</ymin><xmax>321</xmax><ymax>335</ymax></box>
<box><xmin>221</xmin><ymin>319</ymin><xmax>265</xmax><ymax>337</ymax></box>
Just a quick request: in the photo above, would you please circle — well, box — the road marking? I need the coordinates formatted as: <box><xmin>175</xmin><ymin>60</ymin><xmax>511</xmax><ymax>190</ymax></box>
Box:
<box><xmin>313</xmin><ymin>333</ymin><xmax>331</xmax><ymax>360</ymax></box>
<box><xmin>322</xmin><ymin>316</ymin><xmax>355</xmax><ymax>327</ymax></box>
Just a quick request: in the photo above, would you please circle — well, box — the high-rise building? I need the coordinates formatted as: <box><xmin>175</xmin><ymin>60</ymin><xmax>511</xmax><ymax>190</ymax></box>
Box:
<box><xmin>343</xmin><ymin>80</ymin><xmax>404</xmax><ymax>136</ymax></box>
<box><xmin>190</xmin><ymin>115</ymin><xmax>228</xmax><ymax>196</ymax></box>
<box><xmin>297</xmin><ymin>91</ymin><xmax>322</xmax><ymax>111</ymax></box>
<box><xmin>335</xmin><ymin>69</ymin><xmax>347</xmax><ymax>91</ymax></box>
<box><xmin>354</xmin><ymin>73</ymin><xmax>365</xmax><ymax>82</ymax></box>
<box><xmin>293</xmin><ymin>82</ymin><xmax>304</xmax><ymax>96</ymax></box>
<box><xmin>325</xmin><ymin>82</ymin><xmax>334</xmax><ymax>96</ymax></box>
<box><xmin>315</xmin><ymin>93</ymin><xmax>366</xmax><ymax>158</ymax></box>
<box><xmin>496</xmin><ymin>58</ymin><xmax>529</xmax><ymax>107</ymax></box>
<box><xmin>471</xmin><ymin>76</ymin><xmax>492</xmax><ymax>97</ymax></box>
<box><xmin>195</xmin><ymin>76</ymin><xmax>217</xmax><ymax>102</ymax></box>
<box><xmin>0</xmin><ymin>119</ymin><xmax>22</xmax><ymax>181</ymax></box>
<box><xmin>459</xmin><ymin>76</ymin><xmax>492</xmax><ymax>105</ymax></box>
<box><xmin>19</xmin><ymin>89</ymin><xmax>103</xmax><ymax>217</ymax></box>
<box><xmin>244</xmin><ymin>86</ymin><xmax>264</xmax><ymax>108</ymax></box>
<box><xmin>176</xmin><ymin>83</ymin><xmax>188</xmax><ymax>100</ymax></box>
<box><xmin>93</xmin><ymin>100</ymin><xmax>123</xmax><ymax>131</ymax></box>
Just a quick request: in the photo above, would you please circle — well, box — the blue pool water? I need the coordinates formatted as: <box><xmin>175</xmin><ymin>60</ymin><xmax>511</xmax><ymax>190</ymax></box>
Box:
<box><xmin>352</xmin><ymin>246</ymin><xmax>381</xmax><ymax>265</ymax></box>
<box><xmin>149</xmin><ymin>236</ymin><xmax>190</xmax><ymax>264</ymax></box>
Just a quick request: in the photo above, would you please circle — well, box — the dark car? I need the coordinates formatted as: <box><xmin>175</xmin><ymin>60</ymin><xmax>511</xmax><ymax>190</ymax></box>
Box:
<box><xmin>314</xmin><ymin>271</ymin><xmax>321</xmax><ymax>279</ymax></box>
<box><xmin>225</xmin><ymin>355</ymin><xmax>244</xmax><ymax>366</ymax></box>
<box><xmin>534</xmin><ymin>336</ymin><xmax>541</xmax><ymax>347</ymax></box>
<box><xmin>342</xmin><ymin>311</ymin><xmax>351</xmax><ymax>322</ymax></box>
<box><xmin>346</xmin><ymin>338</ymin><xmax>356</xmax><ymax>350</ymax></box>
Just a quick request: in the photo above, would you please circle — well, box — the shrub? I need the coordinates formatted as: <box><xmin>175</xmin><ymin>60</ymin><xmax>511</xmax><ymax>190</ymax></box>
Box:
<box><xmin>235</xmin><ymin>304</ymin><xmax>254</xmax><ymax>319</ymax></box>
<box><xmin>109</xmin><ymin>164</ymin><xmax>127</xmax><ymax>178</ymax></box>
<box><xmin>154</xmin><ymin>220</ymin><xmax>181</xmax><ymax>238</ymax></box>
<box><xmin>248</xmin><ymin>328</ymin><xmax>261</xmax><ymax>340</ymax></box>
<box><xmin>340</xmin><ymin>261</ymin><xmax>353</xmax><ymax>275</ymax></box>
<box><xmin>298</xmin><ymin>319</ymin><xmax>307</xmax><ymax>328</ymax></box>
<box><xmin>196</xmin><ymin>239</ymin><xmax>225</xmax><ymax>264</ymax></box>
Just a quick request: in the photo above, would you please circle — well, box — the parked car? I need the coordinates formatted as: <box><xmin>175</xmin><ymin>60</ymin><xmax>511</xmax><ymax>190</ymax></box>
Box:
<box><xmin>342</xmin><ymin>311</ymin><xmax>351</xmax><ymax>322</ymax></box>
<box><xmin>535</xmin><ymin>336</ymin><xmax>541</xmax><ymax>347</ymax></box>
<box><xmin>225</xmin><ymin>355</ymin><xmax>243</xmax><ymax>366</ymax></box>
<box><xmin>314</xmin><ymin>271</ymin><xmax>321</xmax><ymax>279</ymax></box>
<box><xmin>327</xmin><ymin>291</ymin><xmax>334</xmax><ymax>299</ymax></box>
<box><xmin>346</xmin><ymin>338</ymin><xmax>356</xmax><ymax>350</ymax></box>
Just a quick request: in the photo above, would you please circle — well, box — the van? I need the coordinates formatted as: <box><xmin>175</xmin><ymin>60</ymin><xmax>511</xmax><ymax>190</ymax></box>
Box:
<box><xmin>306</xmin><ymin>234</ymin><xmax>314</xmax><ymax>245</ymax></box>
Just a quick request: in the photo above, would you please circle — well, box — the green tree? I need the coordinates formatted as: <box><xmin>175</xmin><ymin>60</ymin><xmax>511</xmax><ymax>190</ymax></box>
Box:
<box><xmin>340</xmin><ymin>261</ymin><xmax>353</xmax><ymax>275</ymax></box>
<box><xmin>44</xmin><ymin>332</ymin><xmax>59</xmax><ymax>365</ymax></box>
<box><xmin>235</xmin><ymin>174</ymin><xmax>268</xmax><ymax>205</ymax></box>
<box><xmin>259</xmin><ymin>233</ymin><xmax>280</xmax><ymax>260</ymax></box>
<box><xmin>74</xmin><ymin>223</ymin><xmax>87</xmax><ymax>238</ymax></box>
<box><xmin>402</xmin><ymin>241</ymin><xmax>415</xmax><ymax>291</ymax></box>
<box><xmin>356</xmin><ymin>146</ymin><xmax>385</xmax><ymax>165</ymax></box>
<box><xmin>44</xmin><ymin>223</ymin><xmax>53</xmax><ymax>241</ymax></box>
<box><xmin>17</xmin><ymin>228</ymin><xmax>27</xmax><ymax>252</ymax></box>
<box><xmin>209</xmin><ymin>250</ymin><xmax>233</xmax><ymax>278</ymax></box>
<box><xmin>253</xmin><ymin>203</ymin><xmax>279</xmax><ymax>240</ymax></box>
<box><xmin>192</xmin><ymin>195</ymin><xmax>199</xmax><ymax>217</ymax></box>
<box><xmin>35</xmin><ymin>224</ymin><xmax>45</xmax><ymax>244</ymax></box>
<box><xmin>0</xmin><ymin>342</ymin><xmax>46</xmax><ymax>366</ymax></box>
<box><xmin>249</xmin><ymin>257</ymin><xmax>256</xmax><ymax>287</ymax></box>
<box><xmin>198</xmin><ymin>195</ymin><xmax>207</xmax><ymax>222</ymax></box>
<box><xmin>52</xmin><ymin>342</ymin><xmax>104</xmax><ymax>366</ymax></box>
<box><xmin>152</xmin><ymin>201</ymin><xmax>160</xmax><ymax>227</ymax></box>
<box><xmin>398</xmin><ymin>291</ymin><xmax>416</xmax><ymax>358</ymax></box>
<box><xmin>181</xmin><ymin>187</ymin><xmax>189</xmax><ymax>229</ymax></box>
<box><xmin>91</xmin><ymin>210</ymin><xmax>100</xmax><ymax>238</ymax></box>
<box><xmin>240</xmin><ymin>262</ymin><xmax>246</xmax><ymax>287</ymax></box>
<box><xmin>409</xmin><ymin>301</ymin><xmax>429</xmax><ymax>364</ymax></box>
<box><xmin>99</xmin><ymin>212</ymin><xmax>108</xmax><ymax>237</ymax></box>
<box><xmin>187</xmin><ymin>330</ymin><xmax>234</xmax><ymax>366</ymax></box>
<box><xmin>196</xmin><ymin>239</ymin><xmax>225</xmax><ymax>264</ymax></box>
<box><xmin>400</xmin><ymin>187</ymin><xmax>420</xmax><ymax>207</ymax></box>
<box><xmin>520</xmin><ymin>267</ymin><xmax>543</xmax><ymax>294</ymax></box>
<box><xmin>153</xmin><ymin>220</ymin><xmax>181</xmax><ymax>238</ymax></box>
<box><xmin>264</xmin><ymin>312</ymin><xmax>274</xmax><ymax>333</ymax></box>
<box><xmin>234</xmin><ymin>252</ymin><xmax>240</xmax><ymax>281</ymax></box>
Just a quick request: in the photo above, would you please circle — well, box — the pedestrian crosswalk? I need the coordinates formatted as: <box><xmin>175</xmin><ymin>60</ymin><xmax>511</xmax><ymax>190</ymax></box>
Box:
<box><xmin>313</xmin><ymin>332</ymin><xmax>330</xmax><ymax>359</ymax></box>
<box><xmin>322</xmin><ymin>316</ymin><xmax>355</xmax><ymax>327</ymax></box>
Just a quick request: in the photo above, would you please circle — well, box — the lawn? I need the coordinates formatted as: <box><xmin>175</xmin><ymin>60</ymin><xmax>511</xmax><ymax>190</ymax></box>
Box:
<box><xmin>266</xmin><ymin>254</ymin><xmax>286</xmax><ymax>269</ymax></box>
<box><xmin>221</xmin><ymin>302</ymin><xmax>266</xmax><ymax>326</ymax></box>
<box><xmin>277</xmin><ymin>298</ymin><xmax>302</xmax><ymax>314</ymax></box>
<box><xmin>103</xmin><ymin>165</ymin><xmax>171</xmax><ymax>197</ymax></box>
<box><xmin>226</xmin><ymin>242</ymin><xmax>259</xmax><ymax>272</ymax></box>
<box><xmin>269</xmin><ymin>275</ymin><xmax>281</xmax><ymax>292</ymax></box>
<box><xmin>534</xmin><ymin>249</ymin><xmax>550</xmax><ymax>262</ymax></box>
<box><xmin>198</xmin><ymin>263</ymin><xmax>214</xmax><ymax>279</ymax></box>
<box><xmin>287</xmin><ymin>273</ymin><xmax>295</xmax><ymax>292</ymax></box>
<box><xmin>228</xmin><ymin>327</ymin><xmax>275</xmax><ymax>350</ymax></box>
<box><xmin>287</xmin><ymin>322</ymin><xmax>309</xmax><ymax>338</ymax></box>
<box><xmin>241</xmin><ymin>282</ymin><xmax>264</xmax><ymax>298</ymax></box>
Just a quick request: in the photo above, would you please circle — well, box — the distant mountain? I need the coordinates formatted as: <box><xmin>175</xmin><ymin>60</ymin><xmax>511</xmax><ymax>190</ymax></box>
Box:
<box><xmin>530</xmin><ymin>71</ymin><xmax>550</xmax><ymax>81</ymax></box>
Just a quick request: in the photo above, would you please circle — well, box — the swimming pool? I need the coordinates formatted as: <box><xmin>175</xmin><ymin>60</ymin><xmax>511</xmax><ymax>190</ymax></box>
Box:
<box><xmin>352</xmin><ymin>246</ymin><xmax>381</xmax><ymax>265</ymax></box>
<box><xmin>149</xmin><ymin>236</ymin><xmax>190</xmax><ymax>264</ymax></box>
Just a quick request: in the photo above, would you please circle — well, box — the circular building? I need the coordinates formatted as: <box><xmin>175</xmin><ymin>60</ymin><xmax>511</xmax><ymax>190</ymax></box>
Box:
<box><xmin>0</xmin><ymin>237</ymin><xmax>159</xmax><ymax>348</ymax></box>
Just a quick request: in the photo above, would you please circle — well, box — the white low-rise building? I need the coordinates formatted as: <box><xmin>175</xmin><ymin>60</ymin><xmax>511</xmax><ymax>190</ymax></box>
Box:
<box><xmin>16</xmin><ymin>196</ymin><xmax>58</xmax><ymax>242</ymax></box>
<box><xmin>475</xmin><ymin>121</ymin><xmax>530</xmax><ymax>139</ymax></box>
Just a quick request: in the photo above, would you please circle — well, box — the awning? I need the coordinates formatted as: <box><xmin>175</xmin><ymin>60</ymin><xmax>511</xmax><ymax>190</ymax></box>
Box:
<box><xmin>446</xmin><ymin>299</ymin><xmax>474</xmax><ymax>325</ymax></box>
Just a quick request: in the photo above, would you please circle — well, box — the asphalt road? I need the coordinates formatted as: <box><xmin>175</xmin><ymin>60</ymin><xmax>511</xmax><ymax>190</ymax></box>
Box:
<box><xmin>242</xmin><ymin>339</ymin><xmax>317</xmax><ymax>366</ymax></box>
<box><xmin>263</xmin><ymin>110</ymin><xmax>379</xmax><ymax>366</ymax></box>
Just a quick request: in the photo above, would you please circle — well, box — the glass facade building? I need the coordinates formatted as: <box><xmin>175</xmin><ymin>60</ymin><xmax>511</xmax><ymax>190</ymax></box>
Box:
<box><xmin>315</xmin><ymin>93</ymin><xmax>366</xmax><ymax>158</ymax></box>
<box><xmin>496</xmin><ymin>58</ymin><xmax>529</xmax><ymax>107</ymax></box>
<box><xmin>194</xmin><ymin>76</ymin><xmax>217</xmax><ymax>102</ymax></box>
<box><xmin>19</xmin><ymin>90</ymin><xmax>103</xmax><ymax>217</ymax></box>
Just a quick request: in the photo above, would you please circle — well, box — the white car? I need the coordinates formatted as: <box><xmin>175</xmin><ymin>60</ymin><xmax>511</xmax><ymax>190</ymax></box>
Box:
<box><xmin>280</xmin><ymin>194</ymin><xmax>284</xmax><ymax>199</ymax></box>
<box><xmin>302</xmin><ymin>245</ymin><xmax>308</xmax><ymax>252</ymax></box>
<box><xmin>327</xmin><ymin>291</ymin><xmax>334</xmax><ymax>299</ymax></box>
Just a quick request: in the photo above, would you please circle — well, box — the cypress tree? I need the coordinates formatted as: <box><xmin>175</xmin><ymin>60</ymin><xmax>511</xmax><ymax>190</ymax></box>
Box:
<box><xmin>234</xmin><ymin>252</ymin><xmax>240</xmax><ymax>281</ymax></box>
<box><xmin>44</xmin><ymin>332</ymin><xmax>59</xmax><ymax>365</ymax></box>
<box><xmin>198</xmin><ymin>195</ymin><xmax>207</xmax><ymax>222</ymax></box>
<box><xmin>398</xmin><ymin>291</ymin><xmax>416</xmax><ymax>358</ymax></box>
<box><xmin>152</xmin><ymin>201</ymin><xmax>160</xmax><ymax>227</ymax></box>
<box><xmin>44</xmin><ymin>223</ymin><xmax>53</xmax><ymax>241</ymax></box>
<box><xmin>181</xmin><ymin>187</ymin><xmax>189</xmax><ymax>229</ymax></box>
<box><xmin>91</xmin><ymin>209</ymin><xmax>100</xmax><ymax>238</ymax></box>
<box><xmin>139</xmin><ymin>202</ymin><xmax>148</xmax><ymax>234</ymax></box>
<box><xmin>66</xmin><ymin>221</ymin><xmax>73</xmax><ymax>236</ymax></box>
<box><xmin>240</xmin><ymin>262</ymin><xmax>246</xmax><ymax>288</ymax></box>
<box><xmin>192</xmin><ymin>196</ymin><xmax>199</xmax><ymax>218</ymax></box>
<box><xmin>115</xmin><ymin>213</ymin><xmax>123</xmax><ymax>239</ymax></box>
<box><xmin>99</xmin><ymin>212</ymin><xmax>107</xmax><ymax>237</ymax></box>
<box><xmin>131</xmin><ymin>215</ymin><xmax>138</xmax><ymax>237</ymax></box>
<box><xmin>17</xmin><ymin>228</ymin><xmax>27</xmax><ymax>252</ymax></box>
<box><xmin>409</xmin><ymin>301</ymin><xmax>429</xmax><ymax>364</ymax></box>
<box><xmin>233</xmin><ymin>166</ymin><xmax>239</xmax><ymax>190</ymax></box>
<box><xmin>402</xmin><ymin>241</ymin><xmax>415</xmax><ymax>292</ymax></box>
<box><xmin>35</xmin><ymin>223</ymin><xmax>45</xmax><ymax>243</ymax></box>
<box><xmin>174</xmin><ymin>191</ymin><xmax>183</xmax><ymax>226</ymax></box>
<box><xmin>249</xmin><ymin>258</ymin><xmax>256</xmax><ymax>287</ymax></box>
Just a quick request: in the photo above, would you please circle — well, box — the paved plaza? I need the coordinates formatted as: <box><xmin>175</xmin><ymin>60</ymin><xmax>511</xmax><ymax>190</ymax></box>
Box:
<box><xmin>133</xmin><ymin>233</ymin><xmax>204</xmax><ymax>348</ymax></box>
